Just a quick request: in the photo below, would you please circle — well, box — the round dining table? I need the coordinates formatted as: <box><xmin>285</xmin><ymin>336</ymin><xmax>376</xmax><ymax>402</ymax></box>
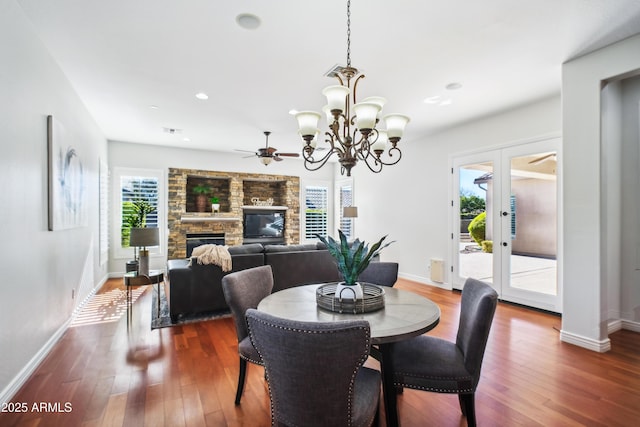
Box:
<box><xmin>257</xmin><ymin>283</ymin><xmax>441</xmax><ymax>427</ymax></box>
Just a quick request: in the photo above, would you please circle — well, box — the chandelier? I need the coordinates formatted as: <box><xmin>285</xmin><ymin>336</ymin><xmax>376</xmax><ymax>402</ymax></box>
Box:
<box><xmin>294</xmin><ymin>0</ymin><xmax>410</xmax><ymax>177</ymax></box>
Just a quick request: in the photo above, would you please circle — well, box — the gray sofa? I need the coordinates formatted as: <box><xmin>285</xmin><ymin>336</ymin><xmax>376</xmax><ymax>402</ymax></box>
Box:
<box><xmin>166</xmin><ymin>243</ymin><xmax>342</xmax><ymax>321</ymax></box>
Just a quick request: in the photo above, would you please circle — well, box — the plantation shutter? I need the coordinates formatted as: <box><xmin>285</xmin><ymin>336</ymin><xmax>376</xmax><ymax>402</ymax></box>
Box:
<box><xmin>305</xmin><ymin>186</ymin><xmax>328</xmax><ymax>239</ymax></box>
<box><xmin>120</xmin><ymin>175</ymin><xmax>159</xmax><ymax>248</ymax></box>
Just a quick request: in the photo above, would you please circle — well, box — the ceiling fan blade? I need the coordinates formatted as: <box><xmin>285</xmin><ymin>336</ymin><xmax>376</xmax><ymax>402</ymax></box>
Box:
<box><xmin>273</xmin><ymin>155</ymin><xmax>283</xmax><ymax>161</ymax></box>
<box><xmin>234</xmin><ymin>149</ymin><xmax>258</xmax><ymax>154</ymax></box>
<box><xmin>276</xmin><ymin>152</ymin><xmax>300</xmax><ymax>157</ymax></box>
<box><xmin>528</xmin><ymin>153</ymin><xmax>556</xmax><ymax>165</ymax></box>
<box><xmin>266</xmin><ymin>147</ymin><xmax>277</xmax><ymax>154</ymax></box>
<box><xmin>242</xmin><ymin>154</ymin><xmax>257</xmax><ymax>158</ymax></box>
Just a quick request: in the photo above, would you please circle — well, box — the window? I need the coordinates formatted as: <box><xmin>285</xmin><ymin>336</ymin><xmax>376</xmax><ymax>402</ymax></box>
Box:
<box><xmin>113</xmin><ymin>168</ymin><xmax>163</xmax><ymax>259</ymax></box>
<box><xmin>99</xmin><ymin>160</ymin><xmax>109</xmax><ymax>265</ymax></box>
<box><xmin>339</xmin><ymin>184</ymin><xmax>354</xmax><ymax>240</ymax></box>
<box><xmin>304</xmin><ymin>186</ymin><xmax>328</xmax><ymax>239</ymax></box>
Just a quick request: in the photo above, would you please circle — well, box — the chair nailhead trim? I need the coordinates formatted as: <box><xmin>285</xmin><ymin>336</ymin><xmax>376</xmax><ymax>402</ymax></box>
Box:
<box><xmin>248</xmin><ymin>316</ymin><xmax>372</xmax><ymax>427</ymax></box>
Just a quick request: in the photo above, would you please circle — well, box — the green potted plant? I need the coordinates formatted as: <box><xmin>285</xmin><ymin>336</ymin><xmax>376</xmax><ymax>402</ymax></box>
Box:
<box><xmin>316</xmin><ymin>230</ymin><xmax>393</xmax><ymax>300</ymax></box>
<box><xmin>210</xmin><ymin>196</ymin><xmax>220</xmax><ymax>213</ymax></box>
<box><xmin>193</xmin><ymin>184</ymin><xmax>211</xmax><ymax>212</ymax></box>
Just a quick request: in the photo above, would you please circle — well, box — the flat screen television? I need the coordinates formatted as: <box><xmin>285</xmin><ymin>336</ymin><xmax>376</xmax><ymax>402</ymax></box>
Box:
<box><xmin>243</xmin><ymin>210</ymin><xmax>285</xmax><ymax>244</ymax></box>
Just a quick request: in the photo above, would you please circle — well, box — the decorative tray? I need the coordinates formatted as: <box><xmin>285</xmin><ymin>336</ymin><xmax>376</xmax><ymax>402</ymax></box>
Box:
<box><xmin>316</xmin><ymin>283</ymin><xmax>385</xmax><ymax>314</ymax></box>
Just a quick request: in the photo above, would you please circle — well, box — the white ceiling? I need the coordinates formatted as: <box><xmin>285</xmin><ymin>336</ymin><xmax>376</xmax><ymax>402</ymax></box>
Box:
<box><xmin>17</xmin><ymin>0</ymin><xmax>640</xmax><ymax>155</ymax></box>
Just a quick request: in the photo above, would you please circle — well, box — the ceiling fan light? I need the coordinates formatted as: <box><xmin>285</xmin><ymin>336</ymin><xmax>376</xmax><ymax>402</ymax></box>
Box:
<box><xmin>322</xmin><ymin>85</ymin><xmax>350</xmax><ymax>114</ymax></box>
<box><xmin>260</xmin><ymin>156</ymin><xmax>272</xmax><ymax>166</ymax></box>
<box><xmin>383</xmin><ymin>114</ymin><xmax>410</xmax><ymax>139</ymax></box>
<box><xmin>295</xmin><ymin>111</ymin><xmax>322</xmax><ymax>137</ymax></box>
<box><xmin>353</xmin><ymin>102</ymin><xmax>381</xmax><ymax>131</ymax></box>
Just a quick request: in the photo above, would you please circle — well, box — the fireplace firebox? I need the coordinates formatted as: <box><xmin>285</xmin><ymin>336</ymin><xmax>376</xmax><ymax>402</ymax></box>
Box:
<box><xmin>186</xmin><ymin>233</ymin><xmax>225</xmax><ymax>257</ymax></box>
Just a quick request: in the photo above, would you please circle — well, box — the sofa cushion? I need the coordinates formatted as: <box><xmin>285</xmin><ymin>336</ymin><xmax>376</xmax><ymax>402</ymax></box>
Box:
<box><xmin>264</xmin><ymin>243</ymin><xmax>318</xmax><ymax>253</ymax></box>
<box><xmin>228</xmin><ymin>243</ymin><xmax>264</xmax><ymax>255</ymax></box>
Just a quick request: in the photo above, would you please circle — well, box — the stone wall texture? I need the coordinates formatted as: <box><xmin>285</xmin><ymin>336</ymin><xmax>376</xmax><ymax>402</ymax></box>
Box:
<box><xmin>168</xmin><ymin>168</ymin><xmax>300</xmax><ymax>259</ymax></box>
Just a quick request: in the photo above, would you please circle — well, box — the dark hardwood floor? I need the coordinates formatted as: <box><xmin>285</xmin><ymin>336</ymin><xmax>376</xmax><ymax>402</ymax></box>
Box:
<box><xmin>2</xmin><ymin>278</ymin><xmax>639</xmax><ymax>426</ymax></box>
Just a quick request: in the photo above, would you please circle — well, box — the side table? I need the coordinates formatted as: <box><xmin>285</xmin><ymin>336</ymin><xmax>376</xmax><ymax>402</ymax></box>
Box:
<box><xmin>123</xmin><ymin>270</ymin><xmax>164</xmax><ymax>318</ymax></box>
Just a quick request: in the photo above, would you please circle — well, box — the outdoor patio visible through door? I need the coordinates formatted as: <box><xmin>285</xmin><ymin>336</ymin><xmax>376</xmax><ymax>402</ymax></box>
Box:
<box><xmin>452</xmin><ymin>137</ymin><xmax>561</xmax><ymax>313</ymax></box>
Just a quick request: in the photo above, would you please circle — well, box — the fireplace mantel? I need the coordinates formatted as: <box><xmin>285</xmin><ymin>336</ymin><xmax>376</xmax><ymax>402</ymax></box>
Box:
<box><xmin>180</xmin><ymin>216</ymin><xmax>241</xmax><ymax>222</ymax></box>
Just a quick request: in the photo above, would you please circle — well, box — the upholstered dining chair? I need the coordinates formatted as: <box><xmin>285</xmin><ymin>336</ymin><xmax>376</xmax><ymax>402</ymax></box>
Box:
<box><xmin>221</xmin><ymin>265</ymin><xmax>274</xmax><ymax>405</ymax></box>
<box><xmin>358</xmin><ymin>262</ymin><xmax>399</xmax><ymax>287</ymax></box>
<box><xmin>390</xmin><ymin>277</ymin><xmax>498</xmax><ymax>427</ymax></box>
<box><xmin>246</xmin><ymin>309</ymin><xmax>381</xmax><ymax>427</ymax></box>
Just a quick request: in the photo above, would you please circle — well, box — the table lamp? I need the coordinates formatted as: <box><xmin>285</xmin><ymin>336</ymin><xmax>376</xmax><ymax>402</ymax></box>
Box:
<box><xmin>343</xmin><ymin>206</ymin><xmax>358</xmax><ymax>218</ymax></box>
<box><xmin>129</xmin><ymin>227</ymin><xmax>160</xmax><ymax>276</ymax></box>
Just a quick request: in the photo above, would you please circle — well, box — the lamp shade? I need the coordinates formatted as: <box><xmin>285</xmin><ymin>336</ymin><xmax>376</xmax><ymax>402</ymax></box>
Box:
<box><xmin>372</xmin><ymin>130</ymin><xmax>388</xmax><ymax>152</ymax></box>
<box><xmin>343</xmin><ymin>206</ymin><xmax>358</xmax><ymax>218</ymax></box>
<box><xmin>383</xmin><ymin>114</ymin><xmax>410</xmax><ymax>139</ymax></box>
<box><xmin>260</xmin><ymin>156</ymin><xmax>273</xmax><ymax>166</ymax></box>
<box><xmin>130</xmin><ymin>227</ymin><xmax>160</xmax><ymax>248</ymax></box>
<box><xmin>353</xmin><ymin>102</ymin><xmax>381</xmax><ymax>130</ymax></box>
<box><xmin>322</xmin><ymin>85</ymin><xmax>350</xmax><ymax>113</ymax></box>
<box><xmin>295</xmin><ymin>111</ymin><xmax>322</xmax><ymax>137</ymax></box>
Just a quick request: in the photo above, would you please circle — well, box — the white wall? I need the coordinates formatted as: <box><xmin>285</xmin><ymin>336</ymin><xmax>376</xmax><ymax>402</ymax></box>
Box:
<box><xmin>108</xmin><ymin>141</ymin><xmax>336</xmax><ymax>273</ymax></box>
<box><xmin>352</xmin><ymin>96</ymin><xmax>562</xmax><ymax>285</ymax></box>
<box><xmin>0</xmin><ymin>0</ymin><xmax>108</xmax><ymax>400</ymax></box>
<box><xmin>562</xmin><ymin>33</ymin><xmax>640</xmax><ymax>351</ymax></box>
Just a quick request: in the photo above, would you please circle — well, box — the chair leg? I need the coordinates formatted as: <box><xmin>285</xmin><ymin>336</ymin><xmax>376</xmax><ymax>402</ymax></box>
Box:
<box><xmin>458</xmin><ymin>393</ymin><xmax>476</xmax><ymax>427</ymax></box>
<box><xmin>235</xmin><ymin>358</ymin><xmax>247</xmax><ymax>405</ymax></box>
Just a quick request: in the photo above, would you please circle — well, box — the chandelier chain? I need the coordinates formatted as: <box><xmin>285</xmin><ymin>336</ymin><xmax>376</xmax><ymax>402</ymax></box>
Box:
<box><xmin>346</xmin><ymin>0</ymin><xmax>351</xmax><ymax>67</ymax></box>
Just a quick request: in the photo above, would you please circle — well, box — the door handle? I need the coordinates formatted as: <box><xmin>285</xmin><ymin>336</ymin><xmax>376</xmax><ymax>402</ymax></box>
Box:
<box><xmin>501</xmin><ymin>211</ymin><xmax>509</xmax><ymax>217</ymax></box>
<box><xmin>502</xmin><ymin>242</ymin><xmax>508</xmax><ymax>247</ymax></box>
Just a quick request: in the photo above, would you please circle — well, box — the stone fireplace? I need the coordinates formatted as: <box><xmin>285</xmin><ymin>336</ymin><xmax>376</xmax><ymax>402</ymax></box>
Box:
<box><xmin>167</xmin><ymin>168</ymin><xmax>300</xmax><ymax>259</ymax></box>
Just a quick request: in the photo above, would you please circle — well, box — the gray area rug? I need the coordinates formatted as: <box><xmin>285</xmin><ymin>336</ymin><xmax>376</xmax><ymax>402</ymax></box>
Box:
<box><xmin>151</xmin><ymin>284</ymin><xmax>231</xmax><ymax>329</ymax></box>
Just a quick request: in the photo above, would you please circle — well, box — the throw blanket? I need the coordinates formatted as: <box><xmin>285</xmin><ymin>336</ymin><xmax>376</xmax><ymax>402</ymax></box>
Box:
<box><xmin>190</xmin><ymin>244</ymin><xmax>232</xmax><ymax>272</ymax></box>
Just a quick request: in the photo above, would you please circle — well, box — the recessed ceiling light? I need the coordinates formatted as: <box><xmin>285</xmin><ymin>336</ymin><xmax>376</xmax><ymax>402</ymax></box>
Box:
<box><xmin>195</xmin><ymin>92</ymin><xmax>209</xmax><ymax>100</ymax></box>
<box><xmin>445</xmin><ymin>82</ymin><xmax>462</xmax><ymax>90</ymax></box>
<box><xmin>183</xmin><ymin>137</ymin><xmax>191</xmax><ymax>142</ymax></box>
<box><xmin>150</xmin><ymin>105</ymin><xmax>159</xmax><ymax>109</ymax></box>
<box><xmin>439</xmin><ymin>98</ymin><xmax>453</xmax><ymax>106</ymax></box>
<box><xmin>236</xmin><ymin>13</ymin><xmax>261</xmax><ymax>30</ymax></box>
<box><xmin>424</xmin><ymin>96</ymin><xmax>442</xmax><ymax>104</ymax></box>
<box><xmin>162</xmin><ymin>127</ymin><xmax>182</xmax><ymax>134</ymax></box>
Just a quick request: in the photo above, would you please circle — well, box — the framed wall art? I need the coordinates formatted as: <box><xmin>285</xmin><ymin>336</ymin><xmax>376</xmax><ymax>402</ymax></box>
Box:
<box><xmin>47</xmin><ymin>115</ymin><xmax>88</xmax><ymax>230</ymax></box>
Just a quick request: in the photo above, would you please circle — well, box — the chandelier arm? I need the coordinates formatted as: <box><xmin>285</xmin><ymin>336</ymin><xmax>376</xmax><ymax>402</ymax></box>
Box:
<box><xmin>352</xmin><ymin>74</ymin><xmax>365</xmax><ymax>104</ymax></box>
<box><xmin>373</xmin><ymin>147</ymin><xmax>403</xmax><ymax>166</ymax></box>
<box><xmin>303</xmin><ymin>149</ymin><xmax>338</xmax><ymax>172</ymax></box>
<box><xmin>361</xmin><ymin>154</ymin><xmax>384</xmax><ymax>173</ymax></box>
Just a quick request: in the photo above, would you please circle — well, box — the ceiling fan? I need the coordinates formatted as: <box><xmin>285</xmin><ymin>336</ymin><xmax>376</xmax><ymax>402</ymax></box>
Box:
<box><xmin>528</xmin><ymin>152</ymin><xmax>557</xmax><ymax>165</ymax></box>
<box><xmin>236</xmin><ymin>131</ymin><xmax>300</xmax><ymax>165</ymax></box>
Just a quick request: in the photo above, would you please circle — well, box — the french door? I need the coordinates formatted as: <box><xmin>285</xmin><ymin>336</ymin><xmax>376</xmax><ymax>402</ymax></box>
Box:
<box><xmin>452</xmin><ymin>138</ymin><xmax>561</xmax><ymax>312</ymax></box>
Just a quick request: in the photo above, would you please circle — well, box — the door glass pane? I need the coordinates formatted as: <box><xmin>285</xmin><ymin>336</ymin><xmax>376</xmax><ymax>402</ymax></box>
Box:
<box><xmin>458</xmin><ymin>162</ymin><xmax>494</xmax><ymax>284</ymax></box>
<box><xmin>508</xmin><ymin>152</ymin><xmax>557</xmax><ymax>295</ymax></box>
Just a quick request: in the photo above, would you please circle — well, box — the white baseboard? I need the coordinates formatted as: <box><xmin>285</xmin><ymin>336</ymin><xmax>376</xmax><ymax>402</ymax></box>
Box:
<box><xmin>398</xmin><ymin>272</ymin><xmax>451</xmax><ymax>290</ymax></box>
<box><xmin>0</xmin><ymin>277</ymin><xmax>107</xmax><ymax>404</ymax></box>
<box><xmin>559</xmin><ymin>330</ymin><xmax>612</xmax><ymax>352</ymax></box>
<box><xmin>0</xmin><ymin>318</ymin><xmax>71</xmax><ymax>404</ymax></box>
<box><xmin>621</xmin><ymin>319</ymin><xmax>640</xmax><ymax>333</ymax></box>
